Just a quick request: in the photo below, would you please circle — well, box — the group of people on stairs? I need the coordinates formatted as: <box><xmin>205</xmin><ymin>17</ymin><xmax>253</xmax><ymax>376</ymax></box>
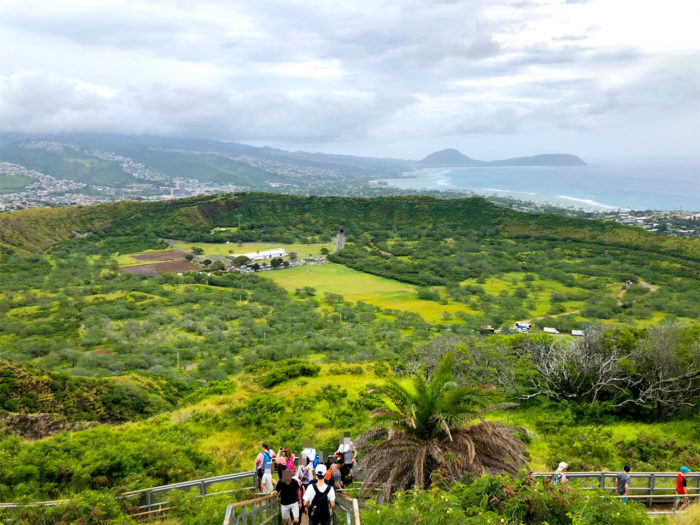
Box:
<box><xmin>252</xmin><ymin>437</ymin><xmax>357</xmax><ymax>525</ymax></box>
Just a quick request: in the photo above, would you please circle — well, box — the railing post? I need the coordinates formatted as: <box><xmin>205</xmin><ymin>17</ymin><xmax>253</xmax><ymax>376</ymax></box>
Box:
<box><xmin>648</xmin><ymin>474</ymin><xmax>655</xmax><ymax>507</ymax></box>
<box><xmin>200</xmin><ymin>480</ymin><xmax>207</xmax><ymax>496</ymax></box>
<box><xmin>146</xmin><ymin>491</ymin><xmax>153</xmax><ymax>511</ymax></box>
<box><xmin>599</xmin><ymin>473</ymin><xmax>605</xmax><ymax>490</ymax></box>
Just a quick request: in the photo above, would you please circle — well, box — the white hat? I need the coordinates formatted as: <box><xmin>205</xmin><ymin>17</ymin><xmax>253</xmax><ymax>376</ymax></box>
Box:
<box><xmin>315</xmin><ymin>464</ymin><xmax>327</xmax><ymax>476</ymax></box>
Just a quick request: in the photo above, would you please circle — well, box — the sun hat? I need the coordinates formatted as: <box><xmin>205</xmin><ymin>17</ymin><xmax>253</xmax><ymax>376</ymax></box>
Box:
<box><xmin>680</xmin><ymin>466</ymin><xmax>691</xmax><ymax>473</ymax></box>
<box><xmin>315</xmin><ymin>464</ymin><xmax>327</xmax><ymax>476</ymax></box>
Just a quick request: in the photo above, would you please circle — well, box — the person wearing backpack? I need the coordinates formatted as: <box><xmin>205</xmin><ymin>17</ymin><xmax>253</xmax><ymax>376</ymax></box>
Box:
<box><xmin>324</xmin><ymin>455</ymin><xmax>343</xmax><ymax>490</ymax></box>
<box><xmin>303</xmin><ymin>464</ymin><xmax>335</xmax><ymax>525</ymax></box>
<box><xmin>302</xmin><ymin>441</ymin><xmax>319</xmax><ymax>469</ymax></box>
<box><xmin>254</xmin><ymin>442</ymin><xmax>276</xmax><ymax>492</ymax></box>
<box><xmin>283</xmin><ymin>446</ymin><xmax>296</xmax><ymax>472</ymax></box>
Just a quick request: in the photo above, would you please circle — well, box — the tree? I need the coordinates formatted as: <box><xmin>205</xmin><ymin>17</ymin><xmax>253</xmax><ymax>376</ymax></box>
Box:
<box><xmin>202</xmin><ymin>259</ymin><xmax>212</xmax><ymax>266</ymax></box>
<box><xmin>355</xmin><ymin>352</ymin><xmax>526</xmax><ymax>503</ymax></box>
<box><xmin>210</xmin><ymin>261</ymin><xmax>225</xmax><ymax>271</ymax></box>
<box><xmin>320</xmin><ymin>247</ymin><xmax>330</xmax><ymax>255</ymax></box>
<box><xmin>288</xmin><ymin>251</ymin><xmax>298</xmax><ymax>261</ymax></box>
<box><xmin>232</xmin><ymin>255</ymin><xmax>250</xmax><ymax>267</ymax></box>
<box><xmin>270</xmin><ymin>257</ymin><xmax>283</xmax><ymax>268</ymax></box>
<box><xmin>191</xmin><ymin>247</ymin><xmax>204</xmax><ymax>255</ymax></box>
<box><xmin>185</xmin><ymin>254</ymin><xmax>194</xmax><ymax>261</ymax></box>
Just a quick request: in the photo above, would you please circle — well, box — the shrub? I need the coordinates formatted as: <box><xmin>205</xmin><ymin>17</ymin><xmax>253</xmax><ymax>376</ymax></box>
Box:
<box><xmin>363</xmin><ymin>474</ymin><xmax>652</xmax><ymax>525</ymax></box>
<box><xmin>544</xmin><ymin>426</ymin><xmax>616</xmax><ymax>471</ymax></box>
<box><xmin>259</xmin><ymin>361</ymin><xmax>320</xmax><ymax>388</ymax></box>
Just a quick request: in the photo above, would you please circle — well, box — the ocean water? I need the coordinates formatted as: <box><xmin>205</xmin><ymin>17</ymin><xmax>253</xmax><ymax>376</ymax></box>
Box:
<box><xmin>381</xmin><ymin>159</ymin><xmax>700</xmax><ymax>211</ymax></box>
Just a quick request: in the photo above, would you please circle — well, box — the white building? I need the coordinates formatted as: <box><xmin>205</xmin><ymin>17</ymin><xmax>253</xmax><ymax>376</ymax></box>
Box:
<box><xmin>229</xmin><ymin>248</ymin><xmax>287</xmax><ymax>261</ymax></box>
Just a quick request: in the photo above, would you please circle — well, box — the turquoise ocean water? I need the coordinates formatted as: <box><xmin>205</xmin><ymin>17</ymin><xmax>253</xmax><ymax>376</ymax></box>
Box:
<box><xmin>381</xmin><ymin>159</ymin><xmax>700</xmax><ymax>211</ymax></box>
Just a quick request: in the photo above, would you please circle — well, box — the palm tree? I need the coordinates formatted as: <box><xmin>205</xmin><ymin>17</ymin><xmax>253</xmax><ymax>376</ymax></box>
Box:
<box><xmin>355</xmin><ymin>352</ymin><xmax>527</xmax><ymax>503</ymax></box>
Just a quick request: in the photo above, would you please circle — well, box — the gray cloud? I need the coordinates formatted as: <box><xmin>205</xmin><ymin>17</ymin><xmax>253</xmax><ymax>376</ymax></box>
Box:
<box><xmin>0</xmin><ymin>0</ymin><xmax>697</xmax><ymax>158</ymax></box>
<box><xmin>0</xmin><ymin>72</ymin><xmax>414</xmax><ymax>141</ymax></box>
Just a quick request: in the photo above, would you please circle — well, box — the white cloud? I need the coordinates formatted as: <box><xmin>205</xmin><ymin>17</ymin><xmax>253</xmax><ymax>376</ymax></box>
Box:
<box><xmin>0</xmin><ymin>0</ymin><xmax>697</xmax><ymax>157</ymax></box>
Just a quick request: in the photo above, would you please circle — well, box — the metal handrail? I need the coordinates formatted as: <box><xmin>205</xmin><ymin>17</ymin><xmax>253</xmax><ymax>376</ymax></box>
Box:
<box><xmin>122</xmin><ymin>470</ymin><xmax>257</xmax><ymax>513</ymax></box>
<box><xmin>223</xmin><ymin>494</ymin><xmax>280</xmax><ymax>525</ymax></box>
<box><xmin>533</xmin><ymin>471</ymin><xmax>700</xmax><ymax>507</ymax></box>
<box><xmin>0</xmin><ymin>499</ymin><xmax>70</xmax><ymax>509</ymax></box>
<box><xmin>220</xmin><ymin>491</ymin><xmax>361</xmax><ymax>525</ymax></box>
<box><xmin>336</xmin><ymin>493</ymin><xmax>361</xmax><ymax>525</ymax></box>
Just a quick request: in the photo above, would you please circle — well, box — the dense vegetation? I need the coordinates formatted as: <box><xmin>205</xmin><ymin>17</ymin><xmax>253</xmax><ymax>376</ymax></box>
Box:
<box><xmin>363</xmin><ymin>473</ymin><xmax>652</xmax><ymax>525</ymax></box>
<box><xmin>0</xmin><ymin>193</ymin><xmax>697</xmax><ymax>523</ymax></box>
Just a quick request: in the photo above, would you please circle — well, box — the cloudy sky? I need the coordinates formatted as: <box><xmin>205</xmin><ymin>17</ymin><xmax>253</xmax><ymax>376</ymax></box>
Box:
<box><xmin>0</xmin><ymin>0</ymin><xmax>698</xmax><ymax>160</ymax></box>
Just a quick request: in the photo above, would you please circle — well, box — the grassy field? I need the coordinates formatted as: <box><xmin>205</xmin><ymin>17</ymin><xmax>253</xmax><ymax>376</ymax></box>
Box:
<box><xmin>0</xmin><ymin>173</ymin><xmax>33</xmax><ymax>193</ymax></box>
<box><xmin>263</xmin><ymin>262</ymin><xmax>476</xmax><ymax>322</ymax></box>
<box><xmin>463</xmin><ymin>271</ymin><xmax>592</xmax><ymax>318</ymax></box>
<box><xmin>173</xmin><ymin>241</ymin><xmax>334</xmax><ymax>258</ymax></box>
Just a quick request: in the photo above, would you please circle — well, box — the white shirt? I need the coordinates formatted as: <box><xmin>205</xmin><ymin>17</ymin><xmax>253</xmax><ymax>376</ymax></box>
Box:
<box><xmin>302</xmin><ymin>447</ymin><xmax>317</xmax><ymax>462</ymax></box>
<box><xmin>303</xmin><ymin>482</ymin><xmax>335</xmax><ymax>504</ymax></box>
<box><xmin>337</xmin><ymin>443</ymin><xmax>353</xmax><ymax>453</ymax></box>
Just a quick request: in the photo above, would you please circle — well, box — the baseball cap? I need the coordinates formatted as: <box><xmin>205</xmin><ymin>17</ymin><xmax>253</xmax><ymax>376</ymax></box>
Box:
<box><xmin>680</xmin><ymin>466</ymin><xmax>691</xmax><ymax>473</ymax></box>
<box><xmin>315</xmin><ymin>464</ymin><xmax>327</xmax><ymax>476</ymax></box>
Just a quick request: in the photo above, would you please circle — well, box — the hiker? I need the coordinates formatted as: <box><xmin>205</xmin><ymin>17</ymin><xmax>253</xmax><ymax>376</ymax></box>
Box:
<box><xmin>254</xmin><ymin>442</ymin><xmax>276</xmax><ymax>492</ymax></box>
<box><xmin>336</xmin><ymin>436</ymin><xmax>357</xmax><ymax>465</ymax></box>
<box><xmin>675</xmin><ymin>466</ymin><xmax>692</xmax><ymax>512</ymax></box>
<box><xmin>336</xmin><ymin>436</ymin><xmax>357</xmax><ymax>484</ymax></box>
<box><xmin>303</xmin><ymin>464</ymin><xmax>336</xmax><ymax>525</ymax></box>
<box><xmin>297</xmin><ymin>453</ymin><xmax>315</xmax><ymax>518</ymax></box>
<box><xmin>275</xmin><ymin>447</ymin><xmax>288</xmax><ymax>480</ymax></box>
<box><xmin>325</xmin><ymin>455</ymin><xmax>343</xmax><ymax>490</ymax></box>
<box><xmin>284</xmin><ymin>446</ymin><xmax>296</xmax><ymax>472</ymax></box>
<box><xmin>553</xmin><ymin>462</ymin><xmax>568</xmax><ymax>485</ymax></box>
<box><xmin>273</xmin><ymin>469</ymin><xmax>301</xmax><ymax>525</ymax></box>
<box><xmin>616</xmin><ymin>465</ymin><xmax>631</xmax><ymax>503</ymax></box>
<box><xmin>297</xmin><ymin>453</ymin><xmax>315</xmax><ymax>490</ymax></box>
<box><xmin>302</xmin><ymin>441</ymin><xmax>319</xmax><ymax>468</ymax></box>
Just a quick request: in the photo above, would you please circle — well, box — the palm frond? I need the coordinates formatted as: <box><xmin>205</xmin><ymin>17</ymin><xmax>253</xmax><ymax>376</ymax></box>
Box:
<box><xmin>356</xmin><ymin>351</ymin><xmax>527</xmax><ymax>502</ymax></box>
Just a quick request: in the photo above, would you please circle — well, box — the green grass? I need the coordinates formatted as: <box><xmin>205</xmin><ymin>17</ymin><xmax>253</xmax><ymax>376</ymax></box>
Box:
<box><xmin>461</xmin><ymin>271</ymin><xmax>592</xmax><ymax>319</ymax></box>
<box><xmin>173</xmin><ymin>241</ymin><xmax>334</xmax><ymax>258</ymax></box>
<box><xmin>264</xmin><ymin>262</ymin><xmax>476</xmax><ymax>322</ymax></box>
<box><xmin>495</xmin><ymin>407</ymin><xmax>698</xmax><ymax>472</ymax></box>
<box><xmin>0</xmin><ymin>173</ymin><xmax>33</xmax><ymax>193</ymax></box>
<box><xmin>184</xmin><ymin>364</ymin><xmax>382</xmax><ymax>471</ymax></box>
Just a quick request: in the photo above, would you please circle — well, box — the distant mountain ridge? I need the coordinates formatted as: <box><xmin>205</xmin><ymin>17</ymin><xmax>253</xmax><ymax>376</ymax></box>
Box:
<box><xmin>0</xmin><ymin>133</ymin><xmax>586</xmax><ymax>210</ymax></box>
<box><xmin>418</xmin><ymin>148</ymin><xmax>586</xmax><ymax>167</ymax></box>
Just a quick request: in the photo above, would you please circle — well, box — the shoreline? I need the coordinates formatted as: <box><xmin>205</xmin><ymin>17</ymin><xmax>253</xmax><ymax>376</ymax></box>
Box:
<box><xmin>379</xmin><ymin>166</ymin><xmax>700</xmax><ymax>213</ymax></box>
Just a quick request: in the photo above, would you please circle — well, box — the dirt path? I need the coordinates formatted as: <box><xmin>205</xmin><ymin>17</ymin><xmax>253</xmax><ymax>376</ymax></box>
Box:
<box><xmin>524</xmin><ymin>309</ymin><xmax>581</xmax><ymax>325</ymax></box>
<box><xmin>525</xmin><ymin>279</ymin><xmax>658</xmax><ymax>325</ymax></box>
<box><xmin>614</xmin><ymin>280</ymin><xmax>658</xmax><ymax>305</ymax></box>
<box><xmin>638</xmin><ymin>280</ymin><xmax>658</xmax><ymax>292</ymax></box>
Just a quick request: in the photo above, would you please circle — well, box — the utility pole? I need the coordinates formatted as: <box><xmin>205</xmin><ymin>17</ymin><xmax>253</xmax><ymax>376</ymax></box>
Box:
<box><xmin>176</xmin><ymin>351</ymin><xmax>180</xmax><ymax>370</ymax></box>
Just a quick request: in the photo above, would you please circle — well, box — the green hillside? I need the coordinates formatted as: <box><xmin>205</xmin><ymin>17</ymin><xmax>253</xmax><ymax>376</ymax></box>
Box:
<box><xmin>2</xmin><ymin>193</ymin><xmax>699</xmax><ymax>259</ymax></box>
<box><xmin>0</xmin><ymin>143</ymin><xmax>135</xmax><ymax>186</ymax></box>
<box><xmin>0</xmin><ymin>200</ymin><xmax>144</xmax><ymax>256</ymax></box>
<box><xmin>110</xmin><ymin>146</ymin><xmax>279</xmax><ymax>185</ymax></box>
<box><xmin>0</xmin><ymin>193</ymin><xmax>697</xmax><ymax>523</ymax></box>
<box><xmin>0</xmin><ymin>173</ymin><xmax>33</xmax><ymax>193</ymax></box>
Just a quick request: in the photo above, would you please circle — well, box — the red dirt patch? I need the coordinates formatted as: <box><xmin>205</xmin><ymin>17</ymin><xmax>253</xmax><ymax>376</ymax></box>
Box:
<box><xmin>119</xmin><ymin>260</ymin><xmax>200</xmax><ymax>276</ymax></box>
<box><xmin>89</xmin><ymin>348</ymin><xmax>111</xmax><ymax>357</ymax></box>
<box><xmin>131</xmin><ymin>250</ymin><xmax>188</xmax><ymax>261</ymax></box>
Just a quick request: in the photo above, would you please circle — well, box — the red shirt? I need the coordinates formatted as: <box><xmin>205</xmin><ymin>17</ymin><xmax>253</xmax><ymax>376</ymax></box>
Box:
<box><xmin>676</xmin><ymin>473</ymin><xmax>687</xmax><ymax>494</ymax></box>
